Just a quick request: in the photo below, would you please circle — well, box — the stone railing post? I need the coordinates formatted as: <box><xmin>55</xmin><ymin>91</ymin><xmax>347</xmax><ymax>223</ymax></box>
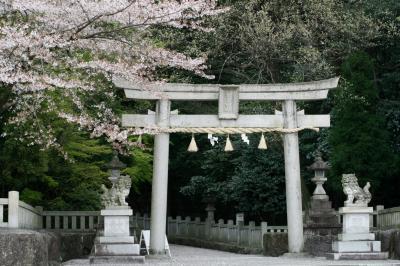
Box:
<box><xmin>194</xmin><ymin>217</ymin><xmax>201</xmax><ymax>238</ymax></box>
<box><xmin>248</xmin><ymin>221</ymin><xmax>256</xmax><ymax>246</ymax></box>
<box><xmin>375</xmin><ymin>205</ymin><xmax>384</xmax><ymax>228</ymax></box>
<box><xmin>8</xmin><ymin>191</ymin><xmax>19</xmax><ymax>228</ymax></box>
<box><xmin>236</xmin><ymin>219</ymin><xmax>244</xmax><ymax>246</ymax></box>
<box><xmin>261</xmin><ymin>221</ymin><xmax>268</xmax><ymax>249</ymax></box>
<box><xmin>35</xmin><ymin>206</ymin><xmax>43</xmax><ymax>229</ymax></box>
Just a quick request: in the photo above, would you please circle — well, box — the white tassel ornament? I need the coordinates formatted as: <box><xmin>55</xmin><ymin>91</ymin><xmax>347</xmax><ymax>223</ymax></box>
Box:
<box><xmin>224</xmin><ymin>134</ymin><xmax>234</xmax><ymax>152</ymax></box>
<box><xmin>187</xmin><ymin>134</ymin><xmax>198</xmax><ymax>152</ymax></box>
<box><xmin>258</xmin><ymin>133</ymin><xmax>268</xmax><ymax>150</ymax></box>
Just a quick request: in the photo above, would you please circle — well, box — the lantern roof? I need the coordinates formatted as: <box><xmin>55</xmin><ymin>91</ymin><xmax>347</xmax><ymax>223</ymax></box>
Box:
<box><xmin>308</xmin><ymin>152</ymin><xmax>330</xmax><ymax>170</ymax></box>
<box><xmin>106</xmin><ymin>150</ymin><xmax>126</xmax><ymax>170</ymax></box>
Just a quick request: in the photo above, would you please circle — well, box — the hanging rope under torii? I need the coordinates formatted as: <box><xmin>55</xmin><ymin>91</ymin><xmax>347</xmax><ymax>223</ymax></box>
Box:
<box><xmin>134</xmin><ymin>126</ymin><xmax>320</xmax><ymax>152</ymax></box>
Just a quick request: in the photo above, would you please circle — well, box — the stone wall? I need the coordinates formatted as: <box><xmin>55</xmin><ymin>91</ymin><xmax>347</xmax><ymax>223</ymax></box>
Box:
<box><xmin>0</xmin><ymin>229</ymin><xmax>60</xmax><ymax>266</ymax></box>
<box><xmin>262</xmin><ymin>233</ymin><xmax>337</xmax><ymax>257</ymax></box>
<box><xmin>262</xmin><ymin>229</ymin><xmax>400</xmax><ymax>258</ymax></box>
<box><xmin>0</xmin><ymin>229</ymin><xmax>96</xmax><ymax>266</ymax></box>
<box><xmin>376</xmin><ymin>229</ymin><xmax>400</xmax><ymax>259</ymax></box>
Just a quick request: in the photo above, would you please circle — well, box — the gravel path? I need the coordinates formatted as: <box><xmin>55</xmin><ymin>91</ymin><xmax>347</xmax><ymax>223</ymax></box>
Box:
<box><xmin>63</xmin><ymin>244</ymin><xmax>400</xmax><ymax>266</ymax></box>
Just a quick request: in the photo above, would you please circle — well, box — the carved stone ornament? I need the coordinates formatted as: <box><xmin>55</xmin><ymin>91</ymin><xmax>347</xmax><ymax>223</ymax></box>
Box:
<box><xmin>101</xmin><ymin>175</ymin><xmax>131</xmax><ymax>208</ymax></box>
<box><xmin>101</xmin><ymin>152</ymin><xmax>131</xmax><ymax>208</ymax></box>
<box><xmin>341</xmin><ymin>173</ymin><xmax>371</xmax><ymax>207</ymax></box>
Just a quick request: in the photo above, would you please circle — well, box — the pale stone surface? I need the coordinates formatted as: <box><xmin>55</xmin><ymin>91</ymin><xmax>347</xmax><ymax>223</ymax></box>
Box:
<box><xmin>103</xmin><ymin>215</ymin><xmax>130</xmax><ymax>237</ymax></box>
<box><xmin>116</xmin><ymin>76</ymin><xmax>340</xmax><ymax>101</ymax></box>
<box><xmin>338</xmin><ymin>233</ymin><xmax>375</xmax><ymax>241</ymax></box>
<box><xmin>63</xmin><ymin>244</ymin><xmax>400</xmax><ymax>266</ymax></box>
<box><xmin>99</xmin><ymin>236</ymin><xmax>135</xmax><ymax>243</ymax></box>
<box><xmin>89</xmin><ymin>255</ymin><xmax>145</xmax><ymax>264</ymax></box>
<box><xmin>122</xmin><ymin>113</ymin><xmax>331</xmax><ymax>128</ymax></box>
<box><xmin>282</xmin><ymin>100</ymin><xmax>304</xmax><ymax>253</ymax></box>
<box><xmin>101</xmin><ymin>208</ymin><xmax>133</xmax><ymax>216</ymax></box>
<box><xmin>333</xmin><ymin>240</ymin><xmax>381</xmax><ymax>253</ymax></box>
<box><xmin>342</xmin><ymin>212</ymin><xmax>370</xmax><ymax>234</ymax></box>
<box><xmin>342</xmin><ymin>174</ymin><xmax>371</xmax><ymax>207</ymax></box>
<box><xmin>94</xmin><ymin>243</ymin><xmax>140</xmax><ymax>256</ymax></box>
<box><xmin>327</xmin><ymin>252</ymin><xmax>390</xmax><ymax>260</ymax></box>
<box><xmin>8</xmin><ymin>191</ymin><xmax>19</xmax><ymax>228</ymax></box>
<box><xmin>150</xmin><ymin>99</ymin><xmax>171</xmax><ymax>255</ymax></box>
<box><xmin>218</xmin><ymin>86</ymin><xmax>239</xmax><ymax>119</ymax></box>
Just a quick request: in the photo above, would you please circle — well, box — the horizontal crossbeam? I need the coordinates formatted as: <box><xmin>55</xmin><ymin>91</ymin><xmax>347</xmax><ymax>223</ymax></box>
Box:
<box><xmin>122</xmin><ymin>114</ymin><xmax>330</xmax><ymax>128</ymax></box>
<box><xmin>114</xmin><ymin>77</ymin><xmax>339</xmax><ymax>101</ymax></box>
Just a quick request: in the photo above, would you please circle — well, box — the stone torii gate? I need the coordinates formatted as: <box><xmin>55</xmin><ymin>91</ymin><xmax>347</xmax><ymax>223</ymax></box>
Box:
<box><xmin>115</xmin><ymin>77</ymin><xmax>339</xmax><ymax>255</ymax></box>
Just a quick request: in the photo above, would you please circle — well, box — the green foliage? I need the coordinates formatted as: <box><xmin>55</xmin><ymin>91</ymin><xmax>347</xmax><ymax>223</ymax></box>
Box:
<box><xmin>123</xmin><ymin>148</ymin><xmax>153</xmax><ymax>194</ymax></box>
<box><xmin>328</xmin><ymin>52</ymin><xmax>398</xmax><ymax>204</ymax></box>
<box><xmin>178</xmin><ymin>134</ymin><xmax>286</xmax><ymax>222</ymax></box>
<box><xmin>207</xmin><ymin>0</ymin><xmax>379</xmax><ymax>83</ymax></box>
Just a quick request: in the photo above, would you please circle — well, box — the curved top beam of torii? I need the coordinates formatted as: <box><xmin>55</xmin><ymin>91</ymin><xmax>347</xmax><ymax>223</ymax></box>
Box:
<box><xmin>114</xmin><ymin>77</ymin><xmax>340</xmax><ymax>101</ymax></box>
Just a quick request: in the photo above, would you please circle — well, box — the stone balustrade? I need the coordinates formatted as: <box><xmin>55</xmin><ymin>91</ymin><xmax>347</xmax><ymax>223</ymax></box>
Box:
<box><xmin>374</xmin><ymin>205</ymin><xmax>400</xmax><ymax>229</ymax></box>
<box><xmin>0</xmin><ymin>191</ymin><xmax>42</xmax><ymax>229</ymax></box>
<box><xmin>2</xmin><ymin>190</ymin><xmax>400</xmax><ymax>242</ymax></box>
<box><xmin>167</xmin><ymin>215</ymin><xmax>287</xmax><ymax>249</ymax></box>
<box><xmin>42</xmin><ymin>211</ymin><xmax>101</xmax><ymax>231</ymax></box>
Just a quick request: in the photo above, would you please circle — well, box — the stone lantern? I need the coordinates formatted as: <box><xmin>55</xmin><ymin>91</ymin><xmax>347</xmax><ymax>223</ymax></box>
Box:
<box><xmin>304</xmin><ymin>152</ymin><xmax>340</xmax><ymax>256</ymax></box>
<box><xmin>308</xmin><ymin>152</ymin><xmax>330</xmax><ymax>200</ymax></box>
<box><xmin>106</xmin><ymin>150</ymin><xmax>126</xmax><ymax>183</ymax></box>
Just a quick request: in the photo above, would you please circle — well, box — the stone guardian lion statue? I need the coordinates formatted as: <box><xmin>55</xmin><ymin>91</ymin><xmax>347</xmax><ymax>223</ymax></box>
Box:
<box><xmin>101</xmin><ymin>175</ymin><xmax>131</xmax><ymax>208</ymax></box>
<box><xmin>341</xmin><ymin>173</ymin><xmax>371</xmax><ymax>207</ymax></box>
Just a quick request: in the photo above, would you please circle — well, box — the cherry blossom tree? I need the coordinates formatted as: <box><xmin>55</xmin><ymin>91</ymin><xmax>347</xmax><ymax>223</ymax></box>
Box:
<box><xmin>0</xmin><ymin>0</ymin><xmax>225</xmax><ymax>153</ymax></box>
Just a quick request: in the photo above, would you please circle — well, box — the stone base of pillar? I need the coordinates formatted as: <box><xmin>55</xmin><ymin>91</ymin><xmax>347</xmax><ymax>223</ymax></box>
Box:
<box><xmin>90</xmin><ymin>255</ymin><xmax>145</xmax><ymax>264</ymax></box>
<box><xmin>327</xmin><ymin>252</ymin><xmax>389</xmax><ymax>260</ymax></box>
<box><xmin>91</xmin><ymin>207</ymin><xmax>144</xmax><ymax>264</ymax></box>
<box><xmin>281</xmin><ymin>252</ymin><xmax>312</xmax><ymax>258</ymax></box>
<box><xmin>328</xmin><ymin>206</ymin><xmax>388</xmax><ymax>260</ymax></box>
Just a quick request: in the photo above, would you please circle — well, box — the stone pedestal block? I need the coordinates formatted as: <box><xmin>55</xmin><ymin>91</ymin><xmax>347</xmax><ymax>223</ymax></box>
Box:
<box><xmin>329</xmin><ymin>206</ymin><xmax>388</xmax><ymax>260</ymax></box>
<box><xmin>327</xmin><ymin>252</ymin><xmax>389</xmax><ymax>260</ymax></box>
<box><xmin>333</xmin><ymin>240</ymin><xmax>381</xmax><ymax>253</ymax></box>
<box><xmin>306</xmin><ymin>199</ymin><xmax>340</xmax><ymax>226</ymax></box>
<box><xmin>341</xmin><ymin>207</ymin><xmax>372</xmax><ymax>234</ymax></box>
<box><xmin>94</xmin><ymin>242</ymin><xmax>140</xmax><ymax>256</ymax></box>
<box><xmin>101</xmin><ymin>208</ymin><xmax>132</xmax><ymax>237</ymax></box>
<box><xmin>91</xmin><ymin>207</ymin><xmax>143</xmax><ymax>264</ymax></box>
<box><xmin>338</xmin><ymin>233</ymin><xmax>375</xmax><ymax>241</ymax></box>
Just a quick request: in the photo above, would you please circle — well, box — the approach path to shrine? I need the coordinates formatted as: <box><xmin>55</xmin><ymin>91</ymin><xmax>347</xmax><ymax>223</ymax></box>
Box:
<box><xmin>63</xmin><ymin>244</ymin><xmax>400</xmax><ymax>266</ymax></box>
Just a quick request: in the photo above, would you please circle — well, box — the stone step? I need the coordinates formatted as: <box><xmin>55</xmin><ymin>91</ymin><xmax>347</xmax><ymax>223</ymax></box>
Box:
<box><xmin>89</xmin><ymin>255</ymin><xmax>145</xmax><ymax>264</ymax></box>
<box><xmin>94</xmin><ymin>243</ymin><xmax>140</xmax><ymax>256</ymax></box>
<box><xmin>332</xmin><ymin>240</ymin><xmax>381</xmax><ymax>253</ymax></box>
<box><xmin>327</xmin><ymin>251</ymin><xmax>389</xmax><ymax>260</ymax></box>
<box><xmin>338</xmin><ymin>233</ymin><xmax>375</xmax><ymax>241</ymax></box>
<box><xmin>99</xmin><ymin>236</ymin><xmax>135</xmax><ymax>244</ymax></box>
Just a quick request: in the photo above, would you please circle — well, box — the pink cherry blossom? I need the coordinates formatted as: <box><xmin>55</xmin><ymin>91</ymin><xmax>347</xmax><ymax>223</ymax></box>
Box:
<box><xmin>0</xmin><ymin>0</ymin><xmax>226</xmax><ymax>152</ymax></box>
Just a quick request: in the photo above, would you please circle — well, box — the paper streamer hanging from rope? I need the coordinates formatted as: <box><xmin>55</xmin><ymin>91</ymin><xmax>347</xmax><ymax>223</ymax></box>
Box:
<box><xmin>187</xmin><ymin>134</ymin><xmax>198</xmax><ymax>152</ymax></box>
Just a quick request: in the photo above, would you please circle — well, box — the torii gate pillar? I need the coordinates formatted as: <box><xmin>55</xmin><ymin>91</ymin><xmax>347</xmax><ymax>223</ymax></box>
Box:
<box><xmin>283</xmin><ymin>100</ymin><xmax>304</xmax><ymax>253</ymax></box>
<box><xmin>150</xmin><ymin>99</ymin><xmax>171</xmax><ymax>254</ymax></box>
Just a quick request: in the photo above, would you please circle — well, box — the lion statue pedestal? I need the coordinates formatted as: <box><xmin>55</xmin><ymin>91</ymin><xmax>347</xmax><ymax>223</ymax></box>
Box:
<box><xmin>327</xmin><ymin>174</ymin><xmax>388</xmax><ymax>260</ymax></box>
